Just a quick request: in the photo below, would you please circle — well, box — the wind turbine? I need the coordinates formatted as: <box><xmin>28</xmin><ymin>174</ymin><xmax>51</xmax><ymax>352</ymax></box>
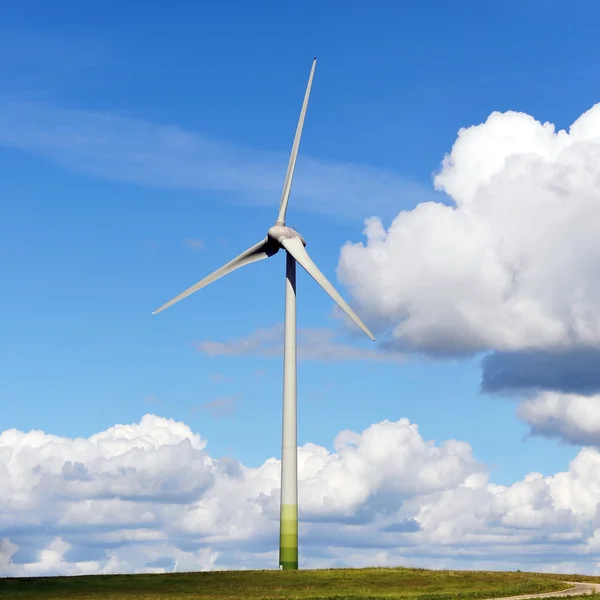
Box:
<box><xmin>153</xmin><ymin>58</ymin><xmax>374</xmax><ymax>570</ymax></box>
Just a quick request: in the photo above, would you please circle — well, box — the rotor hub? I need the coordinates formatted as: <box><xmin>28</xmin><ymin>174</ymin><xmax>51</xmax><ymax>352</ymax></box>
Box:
<box><xmin>267</xmin><ymin>225</ymin><xmax>306</xmax><ymax>248</ymax></box>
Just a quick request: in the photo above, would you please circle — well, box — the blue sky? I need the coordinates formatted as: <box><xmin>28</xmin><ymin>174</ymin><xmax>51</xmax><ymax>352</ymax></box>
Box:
<box><xmin>4</xmin><ymin>0</ymin><xmax>600</xmax><ymax>575</ymax></box>
<box><xmin>3</xmin><ymin>0</ymin><xmax>598</xmax><ymax>479</ymax></box>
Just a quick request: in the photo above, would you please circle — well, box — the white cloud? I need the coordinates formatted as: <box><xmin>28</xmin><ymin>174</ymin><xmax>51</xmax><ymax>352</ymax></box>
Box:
<box><xmin>183</xmin><ymin>238</ymin><xmax>204</xmax><ymax>251</ymax></box>
<box><xmin>208</xmin><ymin>373</ymin><xmax>231</xmax><ymax>383</ymax></box>
<box><xmin>195</xmin><ymin>323</ymin><xmax>404</xmax><ymax>363</ymax></box>
<box><xmin>338</xmin><ymin>103</ymin><xmax>600</xmax><ymax>355</ymax></box>
<box><xmin>0</xmin><ymin>101</ymin><xmax>436</xmax><ymax>222</ymax></box>
<box><xmin>4</xmin><ymin>414</ymin><xmax>600</xmax><ymax>575</ymax></box>
<box><xmin>201</xmin><ymin>396</ymin><xmax>238</xmax><ymax>418</ymax></box>
<box><xmin>518</xmin><ymin>392</ymin><xmax>600</xmax><ymax>446</ymax></box>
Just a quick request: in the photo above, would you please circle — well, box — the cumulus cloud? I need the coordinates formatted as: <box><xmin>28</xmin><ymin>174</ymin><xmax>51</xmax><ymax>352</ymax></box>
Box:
<box><xmin>518</xmin><ymin>392</ymin><xmax>600</xmax><ymax>446</ymax></box>
<box><xmin>4</xmin><ymin>414</ymin><xmax>600</xmax><ymax>575</ymax></box>
<box><xmin>338</xmin><ymin>104</ymin><xmax>600</xmax><ymax>358</ymax></box>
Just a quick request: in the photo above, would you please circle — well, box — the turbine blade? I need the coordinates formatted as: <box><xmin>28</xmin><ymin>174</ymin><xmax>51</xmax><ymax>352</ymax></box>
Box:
<box><xmin>276</xmin><ymin>58</ymin><xmax>317</xmax><ymax>225</ymax></box>
<box><xmin>153</xmin><ymin>239</ymin><xmax>277</xmax><ymax>314</ymax></box>
<box><xmin>280</xmin><ymin>235</ymin><xmax>375</xmax><ymax>341</ymax></box>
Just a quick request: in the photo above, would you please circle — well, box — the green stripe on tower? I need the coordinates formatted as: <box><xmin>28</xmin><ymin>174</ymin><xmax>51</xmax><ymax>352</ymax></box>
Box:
<box><xmin>279</xmin><ymin>504</ymin><xmax>298</xmax><ymax>570</ymax></box>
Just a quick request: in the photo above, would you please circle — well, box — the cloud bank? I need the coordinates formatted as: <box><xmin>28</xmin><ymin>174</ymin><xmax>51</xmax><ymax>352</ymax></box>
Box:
<box><xmin>3</xmin><ymin>414</ymin><xmax>600</xmax><ymax>576</ymax></box>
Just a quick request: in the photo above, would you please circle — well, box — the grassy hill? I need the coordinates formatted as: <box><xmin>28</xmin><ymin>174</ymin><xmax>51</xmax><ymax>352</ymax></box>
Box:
<box><xmin>0</xmin><ymin>566</ymin><xmax>578</xmax><ymax>600</ymax></box>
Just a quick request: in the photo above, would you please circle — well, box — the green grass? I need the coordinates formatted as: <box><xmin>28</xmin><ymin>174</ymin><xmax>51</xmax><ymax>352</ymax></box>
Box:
<box><xmin>0</xmin><ymin>566</ymin><xmax>572</xmax><ymax>600</ymax></box>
